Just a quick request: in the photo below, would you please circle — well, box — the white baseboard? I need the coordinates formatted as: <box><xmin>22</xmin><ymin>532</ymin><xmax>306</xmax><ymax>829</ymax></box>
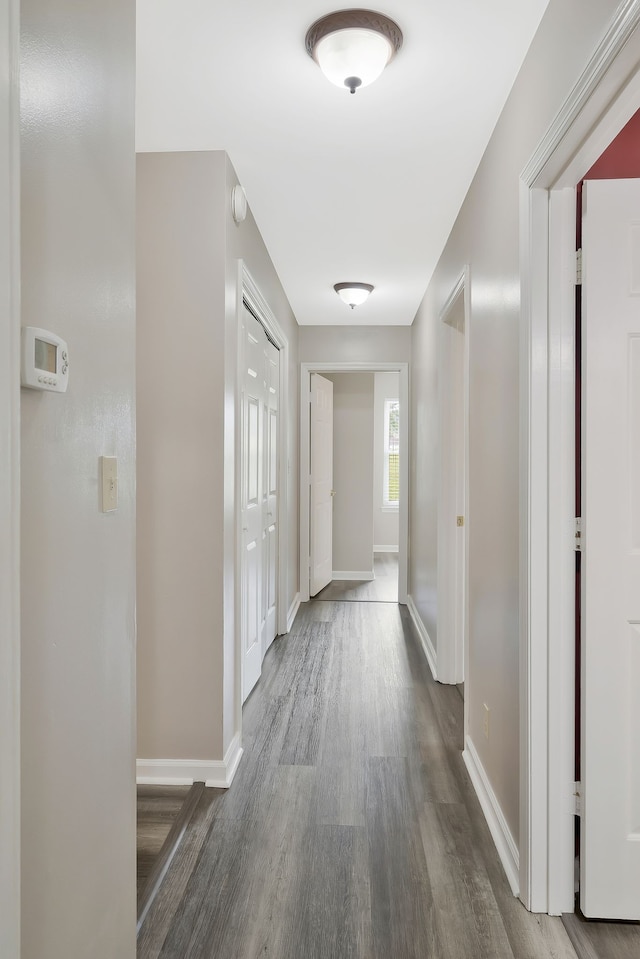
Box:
<box><xmin>374</xmin><ymin>545</ymin><xmax>399</xmax><ymax>553</ymax></box>
<box><xmin>331</xmin><ymin>570</ymin><xmax>374</xmax><ymax>581</ymax></box>
<box><xmin>137</xmin><ymin>732</ymin><xmax>243</xmax><ymax>789</ymax></box>
<box><xmin>463</xmin><ymin>736</ymin><xmax>519</xmax><ymax>896</ymax></box>
<box><xmin>406</xmin><ymin>594</ymin><xmax>437</xmax><ymax>680</ymax></box>
<box><xmin>287</xmin><ymin>592</ymin><xmax>301</xmax><ymax>632</ymax></box>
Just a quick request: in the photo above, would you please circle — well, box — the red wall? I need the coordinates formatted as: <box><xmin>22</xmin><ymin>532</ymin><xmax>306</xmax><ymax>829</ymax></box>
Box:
<box><xmin>584</xmin><ymin>107</ymin><xmax>640</xmax><ymax>179</ymax></box>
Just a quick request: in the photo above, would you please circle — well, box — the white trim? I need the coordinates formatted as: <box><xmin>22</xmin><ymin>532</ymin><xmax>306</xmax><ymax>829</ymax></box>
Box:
<box><xmin>242</xmin><ymin>265</ymin><xmax>290</xmax><ymax>640</ymax></box>
<box><xmin>331</xmin><ymin>570</ymin><xmax>374</xmax><ymax>581</ymax></box>
<box><xmin>374</xmin><ymin>545</ymin><xmax>399</xmax><ymax>553</ymax></box>
<box><xmin>137</xmin><ymin>735</ymin><xmax>244</xmax><ymax>789</ymax></box>
<box><xmin>437</xmin><ymin>267</ymin><xmax>470</xmax><ymax>688</ymax></box>
<box><xmin>286</xmin><ymin>592</ymin><xmax>301</xmax><ymax>632</ymax></box>
<box><xmin>463</xmin><ymin>737</ymin><xmax>520</xmax><ymax>897</ymax></box>
<box><xmin>235</xmin><ymin>264</ymin><xmax>291</xmax><ymax>716</ymax></box>
<box><xmin>0</xmin><ymin>0</ymin><xmax>20</xmax><ymax>955</ymax></box>
<box><xmin>519</xmin><ymin>2</ymin><xmax>640</xmax><ymax>915</ymax></box>
<box><xmin>300</xmin><ymin>361</ymin><xmax>410</xmax><ymax>605</ymax></box>
<box><xmin>406</xmin><ymin>594</ymin><xmax>437</xmax><ymax>681</ymax></box>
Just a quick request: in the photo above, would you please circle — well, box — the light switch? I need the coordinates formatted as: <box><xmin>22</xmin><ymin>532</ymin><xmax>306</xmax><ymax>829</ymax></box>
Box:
<box><xmin>100</xmin><ymin>456</ymin><xmax>118</xmax><ymax>512</ymax></box>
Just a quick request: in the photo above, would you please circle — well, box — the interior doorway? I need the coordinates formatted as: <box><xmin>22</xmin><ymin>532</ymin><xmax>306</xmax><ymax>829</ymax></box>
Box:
<box><xmin>437</xmin><ymin>269</ymin><xmax>470</xmax><ymax>687</ymax></box>
<box><xmin>300</xmin><ymin>362</ymin><xmax>409</xmax><ymax>605</ymax></box>
<box><xmin>520</xmin><ymin>17</ymin><xmax>640</xmax><ymax>916</ymax></box>
<box><xmin>308</xmin><ymin>369</ymin><xmax>401</xmax><ymax>604</ymax></box>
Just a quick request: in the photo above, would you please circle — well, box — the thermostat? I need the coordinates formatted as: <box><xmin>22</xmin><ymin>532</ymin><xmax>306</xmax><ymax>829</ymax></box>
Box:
<box><xmin>21</xmin><ymin>327</ymin><xmax>69</xmax><ymax>392</ymax></box>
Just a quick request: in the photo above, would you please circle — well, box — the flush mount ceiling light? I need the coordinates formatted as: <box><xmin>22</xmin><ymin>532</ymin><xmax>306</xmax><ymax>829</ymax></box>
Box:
<box><xmin>334</xmin><ymin>282</ymin><xmax>374</xmax><ymax>308</ymax></box>
<box><xmin>305</xmin><ymin>9</ymin><xmax>403</xmax><ymax>94</ymax></box>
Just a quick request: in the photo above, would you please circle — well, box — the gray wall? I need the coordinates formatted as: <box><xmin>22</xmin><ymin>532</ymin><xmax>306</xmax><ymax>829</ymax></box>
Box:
<box><xmin>327</xmin><ymin>373</ymin><xmax>375</xmax><ymax>574</ymax></box>
<box><xmin>137</xmin><ymin>151</ymin><xmax>227</xmax><ymax>761</ymax></box>
<box><xmin>20</xmin><ymin>0</ymin><xmax>137</xmax><ymax>955</ymax></box>
<box><xmin>1</xmin><ymin>0</ymin><xmax>19</xmax><ymax>955</ymax></box>
<box><xmin>299</xmin><ymin>325</ymin><xmax>412</xmax><ymax>364</ymax></box>
<box><xmin>409</xmin><ymin>0</ymin><xmax>620</xmax><ymax>846</ymax></box>
<box><xmin>137</xmin><ymin>151</ymin><xmax>299</xmax><ymax>766</ymax></box>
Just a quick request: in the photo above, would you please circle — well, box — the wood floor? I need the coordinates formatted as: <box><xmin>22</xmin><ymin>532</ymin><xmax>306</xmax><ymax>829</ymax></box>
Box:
<box><xmin>137</xmin><ymin>595</ymin><xmax>588</xmax><ymax>959</ymax></box>
<box><xmin>562</xmin><ymin>910</ymin><xmax>640</xmax><ymax>959</ymax></box>
<box><xmin>137</xmin><ymin>783</ymin><xmax>205</xmax><ymax>931</ymax></box>
<box><xmin>137</xmin><ymin>785</ymin><xmax>192</xmax><ymax>898</ymax></box>
<box><xmin>314</xmin><ymin>551</ymin><xmax>399</xmax><ymax>603</ymax></box>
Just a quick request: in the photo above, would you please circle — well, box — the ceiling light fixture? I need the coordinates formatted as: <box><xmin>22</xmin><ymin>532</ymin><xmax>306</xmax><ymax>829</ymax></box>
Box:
<box><xmin>305</xmin><ymin>9</ymin><xmax>403</xmax><ymax>94</ymax></box>
<box><xmin>334</xmin><ymin>282</ymin><xmax>374</xmax><ymax>309</ymax></box>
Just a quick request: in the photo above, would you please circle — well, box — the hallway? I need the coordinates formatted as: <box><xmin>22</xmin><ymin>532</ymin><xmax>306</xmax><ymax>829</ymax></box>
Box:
<box><xmin>137</xmin><ymin>598</ymin><xmax>577</xmax><ymax>959</ymax></box>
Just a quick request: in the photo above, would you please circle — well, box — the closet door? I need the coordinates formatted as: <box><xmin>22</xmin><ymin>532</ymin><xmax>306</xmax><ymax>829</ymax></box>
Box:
<box><xmin>241</xmin><ymin>305</ymin><xmax>280</xmax><ymax>701</ymax></box>
<box><xmin>241</xmin><ymin>307</ymin><xmax>266</xmax><ymax>701</ymax></box>
<box><xmin>262</xmin><ymin>338</ymin><xmax>279</xmax><ymax>653</ymax></box>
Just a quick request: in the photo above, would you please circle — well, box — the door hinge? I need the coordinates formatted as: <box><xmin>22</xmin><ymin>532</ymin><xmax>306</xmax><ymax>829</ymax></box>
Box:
<box><xmin>576</xmin><ymin>248</ymin><xmax>582</xmax><ymax>286</ymax></box>
<box><xmin>308</xmin><ymin>556</ymin><xmax>312</xmax><ymax>569</ymax></box>
<box><xmin>574</xmin><ymin>516</ymin><xmax>583</xmax><ymax>551</ymax></box>
<box><xmin>573</xmin><ymin>781</ymin><xmax>582</xmax><ymax>816</ymax></box>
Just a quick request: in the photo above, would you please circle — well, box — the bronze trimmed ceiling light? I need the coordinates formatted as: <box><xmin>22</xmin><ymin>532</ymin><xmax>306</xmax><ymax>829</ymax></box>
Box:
<box><xmin>334</xmin><ymin>282</ymin><xmax>374</xmax><ymax>308</ymax></box>
<box><xmin>305</xmin><ymin>9</ymin><xmax>403</xmax><ymax>94</ymax></box>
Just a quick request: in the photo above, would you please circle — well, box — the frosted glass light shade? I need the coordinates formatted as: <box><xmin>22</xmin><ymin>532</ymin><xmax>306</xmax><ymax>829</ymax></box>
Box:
<box><xmin>305</xmin><ymin>11</ymin><xmax>403</xmax><ymax>95</ymax></box>
<box><xmin>334</xmin><ymin>282</ymin><xmax>374</xmax><ymax>308</ymax></box>
<box><xmin>315</xmin><ymin>28</ymin><xmax>393</xmax><ymax>92</ymax></box>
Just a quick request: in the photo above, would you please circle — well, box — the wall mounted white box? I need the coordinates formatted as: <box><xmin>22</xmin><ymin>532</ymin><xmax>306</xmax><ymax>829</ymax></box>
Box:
<box><xmin>100</xmin><ymin>456</ymin><xmax>118</xmax><ymax>512</ymax></box>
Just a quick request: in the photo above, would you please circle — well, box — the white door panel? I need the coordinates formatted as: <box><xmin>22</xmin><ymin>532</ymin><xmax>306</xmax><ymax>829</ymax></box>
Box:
<box><xmin>310</xmin><ymin>373</ymin><xmax>333</xmax><ymax>596</ymax></box>
<box><xmin>263</xmin><ymin>339</ymin><xmax>279</xmax><ymax>652</ymax></box>
<box><xmin>241</xmin><ymin>308</ymin><xmax>266</xmax><ymax>701</ymax></box>
<box><xmin>581</xmin><ymin>178</ymin><xmax>640</xmax><ymax>919</ymax></box>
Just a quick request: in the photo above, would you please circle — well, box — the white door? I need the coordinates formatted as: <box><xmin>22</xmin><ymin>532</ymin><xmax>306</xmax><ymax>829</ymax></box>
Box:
<box><xmin>580</xmin><ymin>177</ymin><xmax>640</xmax><ymax>919</ymax></box>
<box><xmin>241</xmin><ymin>307</ymin><xmax>266</xmax><ymax>701</ymax></box>
<box><xmin>310</xmin><ymin>373</ymin><xmax>333</xmax><ymax>596</ymax></box>
<box><xmin>261</xmin><ymin>338</ymin><xmax>279</xmax><ymax>654</ymax></box>
<box><xmin>438</xmin><ymin>296</ymin><xmax>466</xmax><ymax>684</ymax></box>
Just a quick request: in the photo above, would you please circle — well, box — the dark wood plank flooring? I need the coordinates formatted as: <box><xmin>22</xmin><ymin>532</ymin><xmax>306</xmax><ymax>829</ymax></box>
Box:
<box><xmin>138</xmin><ymin>598</ymin><xmax>579</xmax><ymax>959</ymax></box>
<box><xmin>137</xmin><ymin>785</ymin><xmax>192</xmax><ymax>898</ymax></box>
<box><xmin>562</xmin><ymin>910</ymin><xmax>640</xmax><ymax>959</ymax></box>
<box><xmin>314</xmin><ymin>551</ymin><xmax>398</xmax><ymax>603</ymax></box>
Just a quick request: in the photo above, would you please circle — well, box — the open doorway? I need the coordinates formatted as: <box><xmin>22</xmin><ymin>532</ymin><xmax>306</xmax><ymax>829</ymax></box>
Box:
<box><xmin>300</xmin><ymin>362</ymin><xmax>409</xmax><ymax>605</ymax></box>
<box><xmin>310</xmin><ymin>370</ymin><xmax>400</xmax><ymax>603</ymax></box>
<box><xmin>437</xmin><ymin>269</ymin><xmax>469</xmax><ymax>687</ymax></box>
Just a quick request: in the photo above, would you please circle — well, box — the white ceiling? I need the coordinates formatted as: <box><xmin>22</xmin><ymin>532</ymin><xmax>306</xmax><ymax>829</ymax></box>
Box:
<box><xmin>136</xmin><ymin>0</ymin><xmax>550</xmax><ymax>326</ymax></box>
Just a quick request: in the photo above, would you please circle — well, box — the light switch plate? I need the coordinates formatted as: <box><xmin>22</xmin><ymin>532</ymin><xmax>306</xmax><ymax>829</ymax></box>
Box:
<box><xmin>100</xmin><ymin>456</ymin><xmax>118</xmax><ymax>512</ymax></box>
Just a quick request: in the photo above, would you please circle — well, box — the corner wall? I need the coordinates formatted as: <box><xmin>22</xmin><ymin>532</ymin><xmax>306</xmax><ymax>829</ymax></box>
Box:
<box><xmin>137</xmin><ymin>151</ymin><xmax>299</xmax><ymax>777</ymax></box>
<box><xmin>409</xmin><ymin>0</ymin><xmax>620</xmax><ymax>849</ymax></box>
<box><xmin>20</xmin><ymin>0</ymin><xmax>137</xmax><ymax>954</ymax></box>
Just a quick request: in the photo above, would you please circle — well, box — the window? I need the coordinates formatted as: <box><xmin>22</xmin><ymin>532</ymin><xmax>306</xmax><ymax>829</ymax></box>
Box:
<box><xmin>383</xmin><ymin>398</ymin><xmax>400</xmax><ymax>507</ymax></box>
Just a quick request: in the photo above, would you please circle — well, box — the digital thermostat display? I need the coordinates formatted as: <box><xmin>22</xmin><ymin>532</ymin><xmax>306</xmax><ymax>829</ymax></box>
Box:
<box><xmin>21</xmin><ymin>327</ymin><xmax>69</xmax><ymax>392</ymax></box>
<box><xmin>35</xmin><ymin>338</ymin><xmax>57</xmax><ymax>374</ymax></box>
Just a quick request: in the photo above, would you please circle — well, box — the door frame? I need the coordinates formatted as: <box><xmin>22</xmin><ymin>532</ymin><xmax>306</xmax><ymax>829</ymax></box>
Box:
<box><xmin>0</xmin><ymin>0</ymin><xmax>20</xmax><ymax>953</ymax></box>
<box><xmin>299</xmin><ymin>361</ymin><xmax>409</xmax><ymax>604</ymax></box>
<box><xmin>437</xmin><ymin>268</ymin><xmax>470</xmax><ymax>686</ymax></box>
<box><xmin>520</xmin><ymin>1</ymin><xmax>640</xmax><ymax>914</ymax></box>
<box><xmin>236</xmin><ymin>265</ymin><xmax>290</xmax><ymax>710</ymax></box>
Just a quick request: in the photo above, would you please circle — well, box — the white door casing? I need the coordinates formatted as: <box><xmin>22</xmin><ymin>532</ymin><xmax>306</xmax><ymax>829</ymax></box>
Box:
<box><xmin>519</xmin><ymin>8</ymin><xmax>640</xmax><ymax>914</ymax></box>
<box><xmin>580</xmin><ymin>178</ymin><xmax>640</xmax><ymax>920</ymax></box>
<box><xmin>310</xmin><ymin>372</ymin><xmax>334</xmax><ymax>597</ymax></box>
